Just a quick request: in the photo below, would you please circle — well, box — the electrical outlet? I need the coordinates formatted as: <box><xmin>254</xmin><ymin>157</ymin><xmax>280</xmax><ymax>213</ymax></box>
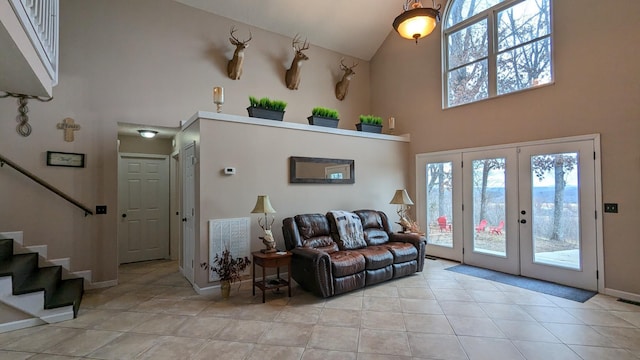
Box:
<box><xmin>96</xmin><ymin>205</ymin><xmax>107</xmax><ymax>214</ymax></box>
<box><xmin>604</xmin><ymin>203</ymin><xmax>618</xmax><ymax>213</ymax></box>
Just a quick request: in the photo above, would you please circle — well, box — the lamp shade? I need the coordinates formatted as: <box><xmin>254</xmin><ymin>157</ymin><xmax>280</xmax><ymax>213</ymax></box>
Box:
<box><xmin>251</xmin><ymin>195</ymin><xmax>276</xmax><ymax>214</ymax></box>
<box><xmin>393</xmin><ymin>5</ymin><xmax>440</xmax><ymax>42</ymax></box>
<box><xmin>390</xmin><ymin>189</ymin><xmax>414</xmax><ymax>205</ymax></box>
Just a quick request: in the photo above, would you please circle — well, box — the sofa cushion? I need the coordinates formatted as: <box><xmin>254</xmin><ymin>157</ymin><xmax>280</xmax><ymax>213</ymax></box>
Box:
<box><xmin>365</xmin><ymin>265</ymin><xmax>393</xmax><ymax>285</ymax></box>
<box><xmin>327</xmin><ymin>211</ymin><xmax>367</xmax><ymax>250</ymax></box>
<box><xmin>353</xmin><ymin>246</ymin><xmax>393</xmax><ymax>270</ymax></box>
<box><xmin>329</xmin><ymin>251</ymin><xmax>365</xmax><ymax>277</ymax></box>
<box><xmin>355</xmin><ymin>210</ymin><xmax>390</xmax><ymax>245</ymax></box>
<box><xmin>385</xmin><ymin>242</ymin><xmax>418</xmax><ymax>263</ymax></box>
<box><xmin>295</xmin><ymin>214</ymin><xmax>337</xmax><ymax>251</ymax></box>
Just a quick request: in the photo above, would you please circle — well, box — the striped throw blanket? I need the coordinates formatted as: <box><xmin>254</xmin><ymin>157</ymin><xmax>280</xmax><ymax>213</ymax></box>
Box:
<box><xmin>329</xmin><ymin>210</ymin><xmax>366</xmax><ymax>250</ymax></box>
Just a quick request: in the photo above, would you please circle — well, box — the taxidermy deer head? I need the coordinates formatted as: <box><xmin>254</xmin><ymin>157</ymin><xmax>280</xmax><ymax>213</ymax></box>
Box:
<box><xmin>285</xmin><ymin>34</ymin><xmax>310</xmax><ymax>90</ymax></box>
<box><xmin>227</xmin><ymin>26</ymin><xmax>252</xmax><ymax>80</ymax></box>
<box><xmin>335</xmin><ymin>58</ymin><xmax>358</xmax><ymax>101</ymax></box>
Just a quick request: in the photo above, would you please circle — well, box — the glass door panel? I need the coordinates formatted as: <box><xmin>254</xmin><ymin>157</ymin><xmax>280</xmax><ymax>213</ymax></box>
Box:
<box><xmin>471</xmin><ymin>158</ymin><xmax>507</xmax><ymax>257</ymax></box>
<box><xmin>426</xmin><ymin>161</ymin><xmax>454</xmax><ymax>248</ymax></box>
<box><xmin>530</xmin><ymin>152</ymin><xmax>580</xmax><ymax>269</ymax></box>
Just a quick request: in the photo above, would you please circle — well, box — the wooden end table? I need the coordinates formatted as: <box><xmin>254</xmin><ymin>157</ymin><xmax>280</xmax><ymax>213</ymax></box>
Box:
<box><xmin>252</xmin><ymin>251</ymin><xmax>292</xmax><ymax>303</ymax></box>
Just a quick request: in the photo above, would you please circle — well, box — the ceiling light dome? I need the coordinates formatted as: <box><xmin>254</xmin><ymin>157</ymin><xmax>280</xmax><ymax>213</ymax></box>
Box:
<box><xmin>138</xmin><ymin>130</ymin><xmax>158</xmax><ymax>138</ymax></box>
<box><xmin>393</xmin><ymin>0</ymin><xmax>441</xmax><ymax>43</ymax></box>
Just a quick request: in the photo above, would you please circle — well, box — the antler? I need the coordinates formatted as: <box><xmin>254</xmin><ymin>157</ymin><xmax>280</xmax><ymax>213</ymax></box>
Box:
<box><xmin>229</xmin><ymin>26</ymin><xmax>252</xmax><ymax>46</ymax></box>
<box><xmin>292</xmin><ymin>34</ymin><xmax>309</xmax><ymax>52</ymax></box>
<box><xmin>340</xmin><ymin>58</ymin><xmax>359</xmax><ymax>71</ymax></box>
<box><xmin>257</xmin><ymin>217</ymin><xmax>275</xmax><ymax>230</ymax></box>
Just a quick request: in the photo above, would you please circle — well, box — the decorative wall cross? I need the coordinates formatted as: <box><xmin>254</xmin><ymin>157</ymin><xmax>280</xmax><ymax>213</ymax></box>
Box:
<box><xmin>57</xmin><ymin>117</ymin><xmax>81</xmax><ymax>142</ymax></box>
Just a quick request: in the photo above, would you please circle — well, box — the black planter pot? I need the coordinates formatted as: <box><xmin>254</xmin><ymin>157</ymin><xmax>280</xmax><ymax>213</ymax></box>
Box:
<box><xmin>247</xmin><ymin>107</ymin><xmax>285</xmax><ymax>121</ymax></box>
<box><xmin>307</xmin><ymin>116</ymin><xmax>339</xmax><ymax>128</ymax></box>
<box><xmin>356</xmin><ymin>123</ymin><xmax>382</xmax><ymax>134</ymax></box>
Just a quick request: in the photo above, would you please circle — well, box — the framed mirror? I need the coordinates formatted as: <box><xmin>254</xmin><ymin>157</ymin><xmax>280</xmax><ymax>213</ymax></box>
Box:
<box><xmin>289</xmin><ymin>156</ymin><xmax>354</xmax><ymax>184</ymax></box>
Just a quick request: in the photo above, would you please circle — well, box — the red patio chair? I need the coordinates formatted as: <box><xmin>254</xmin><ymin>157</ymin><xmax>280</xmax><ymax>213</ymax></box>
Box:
<box><xmin>475</xmin><ymin>219</ymin><xmax>488</xmax><ymax>233</ymax></box>
<box><xmin>437</xmin><ymin>216</ymin><xmax>451</xmax><ymax>232</ymax></box>
<box><xmin>490</xmin><ymin>220</ymin><xmax>504</xmax><ymax>235</ymax></box>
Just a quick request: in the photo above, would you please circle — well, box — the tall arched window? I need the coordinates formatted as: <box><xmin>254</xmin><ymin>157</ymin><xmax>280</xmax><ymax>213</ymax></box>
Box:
<box><xmin>443</xmin><ymin>0</ymin><xmax>553</xmax><ymax>108</ymax></box>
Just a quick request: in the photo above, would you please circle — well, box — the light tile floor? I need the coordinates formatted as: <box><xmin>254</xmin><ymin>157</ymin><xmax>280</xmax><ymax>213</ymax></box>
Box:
<box><xmin>1</xmin><ymin>258</ymin><xmax>639</xmax><ymax>359</ymax></box>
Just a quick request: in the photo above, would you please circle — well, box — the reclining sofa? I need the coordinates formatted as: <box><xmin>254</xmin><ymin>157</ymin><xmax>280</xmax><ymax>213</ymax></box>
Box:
<box><xmin>282</xmin><ymin>209</ymin><xmax>426</xmax><ymax>297</ymax></box>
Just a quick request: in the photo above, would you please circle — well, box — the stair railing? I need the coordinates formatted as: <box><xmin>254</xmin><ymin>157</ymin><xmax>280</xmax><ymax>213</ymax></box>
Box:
<box><xmin>0</xmin><ymin>153</ymin><xmax>93</xmax><ymax>216</ymax></box>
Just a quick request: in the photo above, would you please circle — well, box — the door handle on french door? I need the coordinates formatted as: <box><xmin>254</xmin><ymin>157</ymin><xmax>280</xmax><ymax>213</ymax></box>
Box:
<box><xmin>521</xmin><ymin>210</ymin><xmax>526</xmax><ymax>215</ymax></box>
<box><xmin>182</xmin><ymin>218</ymin><xmax>187</xmax><ymax>222</ymax></box>
<box><xmin>520</xmin><ymin>219</ymin><xmax>527</xmax><ymax>224</ymax></box>
<box><xmin>122</xmin><ymin>213</ymin><xmax>127</xmax><ymax>218</ymax></box>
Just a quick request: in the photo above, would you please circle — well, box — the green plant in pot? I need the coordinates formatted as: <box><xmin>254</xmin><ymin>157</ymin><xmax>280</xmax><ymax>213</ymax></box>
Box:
<box><xmin>356</xmin><ymin>114</ymin><xmax>383</xmax><ymax>133</ymax></box>
<box><xmin>308</xmin><ymin>106</ymin><xmax>340</xmax><ymax>128</ymax></box>
<box><xmin>247</xmin><ymin>96</ymin><xmax>287</xmax><ymax>121</ymax></box>
<box><xmin>200</xmin><ymin>248</ymin><xmax>251</xmax><ymax>299</ymax></box>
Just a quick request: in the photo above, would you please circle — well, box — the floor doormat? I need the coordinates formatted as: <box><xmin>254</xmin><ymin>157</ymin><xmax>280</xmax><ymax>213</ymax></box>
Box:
<box><xmin>445</xmin><ymin>264</ymin><xmax>597</xmax><ymax>303</ymax></box>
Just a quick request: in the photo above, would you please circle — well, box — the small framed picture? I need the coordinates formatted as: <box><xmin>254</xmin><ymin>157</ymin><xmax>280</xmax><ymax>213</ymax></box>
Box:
<box><xmin>46</xmin><ymin>151</ymin><xmax>85</xmax><ymax>168</ymax></box>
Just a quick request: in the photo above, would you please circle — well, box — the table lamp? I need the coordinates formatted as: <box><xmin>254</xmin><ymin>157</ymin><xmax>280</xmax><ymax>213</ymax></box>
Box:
<box><xmin>389</xmin><ymin>189</ymin><xmax>415</xmax><ymax>232</ymax></box>
<box><xmin>251</xmin><ymin>195</ymin><xmax>277</xmax><ymax>253</ymax></box>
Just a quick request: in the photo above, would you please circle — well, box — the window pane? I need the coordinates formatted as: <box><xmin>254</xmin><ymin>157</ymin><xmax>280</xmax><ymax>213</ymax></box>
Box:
<box><xmin>531</xmin><ymin>153</ymin><xmax>580</xmax><ymax>270</ymax></box>
<box><xmin>446</xmin><ymin>0</ymin><xmax>508</xmax><ymax>28</ymax></box>
<box><xmin>497</xmin><ymin>0</ymin><xmax>551</xmax><ymax>51</ymax></box>
<box><xmin>448</xmin><ymin>20</ymin><xmax>488</xmax><ymax>70</ymax></box>
<box><xmin>472</xmin><ymin>158</ymin><xmax>507</xmax><ymax>257</ymax></box>
<box><xmin>448</xmin><ymin>60</ymin><xmax>488</xmax><ymax>107</ymax></box>
<box><xmin>426</xmin><ymin>162</ymin><xmax>453</xmax><ymax>248</ymax></box>
<box><xmin>497</xmin><ymin>37</ymin><xmax>551</xmax><ymax>95</ymax></box>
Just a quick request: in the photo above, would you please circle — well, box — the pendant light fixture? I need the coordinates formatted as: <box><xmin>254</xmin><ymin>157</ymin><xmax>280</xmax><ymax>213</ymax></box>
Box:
<box><xmin>393</xmin><ymin>0</ymin><xmax>441</xmax><ymax>43</ymax></box>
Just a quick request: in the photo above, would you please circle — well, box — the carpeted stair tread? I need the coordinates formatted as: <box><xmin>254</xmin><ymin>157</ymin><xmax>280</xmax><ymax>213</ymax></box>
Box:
<box><xmin>0</xmin><ymin>238</ymin><xmax>13</xmax><ymax>261</ymax></box>
<box><xmin>14</xmin><ymin>266</ymin><xmax>61</xmax><ymax>304</ymax></box>
<box><xmin>47</xmin><ymin>278</ymin><xmax>84</xmax><ymax>316</ymax></box>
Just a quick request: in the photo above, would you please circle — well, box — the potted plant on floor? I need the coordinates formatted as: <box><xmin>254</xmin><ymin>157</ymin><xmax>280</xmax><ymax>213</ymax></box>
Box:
<box><xmin>247</xmin><ymin>96</ymin><xmax>287</xmax><ymax>121</ymax></box>
<box><xmin>307</xmin><ymin>107</ymin><xmax>340</xmax><ymax>128</ymax></box>
<box><xmin>356</xmin><ymin>114</ymin><xmax>383</xmax><ymax>133</ymax></box>
<box><xmin>200</xmin><ymin>248</ymin><xmax>251</xmax><ymax>299</ymax></box>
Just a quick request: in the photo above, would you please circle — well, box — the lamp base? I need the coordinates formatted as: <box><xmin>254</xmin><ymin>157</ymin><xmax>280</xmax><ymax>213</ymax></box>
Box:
<box><xmin>261</xmin><ymin>248</ymin><xmax>277</xmax><ymax>254</ymax></box>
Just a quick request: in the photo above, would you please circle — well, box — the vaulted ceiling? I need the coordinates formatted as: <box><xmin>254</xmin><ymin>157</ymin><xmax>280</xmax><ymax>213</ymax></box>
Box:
<box><xmin>174</xmin><ymin>0</ymin><xmax>407</xmax><ymax>61</ymax></box>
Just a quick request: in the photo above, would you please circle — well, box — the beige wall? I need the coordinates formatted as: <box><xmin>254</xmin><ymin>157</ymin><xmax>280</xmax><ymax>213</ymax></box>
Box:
<box><xmin>118</xmin><ymin>135</ymin><xmax>174</xmax><ymax>155</ymax></box>
<box><xmin>189</xmin><ymin>116</ymin><xmax>410</xmax><ymax>288</ymax></box>
<box><xmin>0</xmin><ymin>0</ymin><xmax>373</xmax><ymax>283</ymax></box>
<box><xmin>371</xmin><ymin>0</ymin><xmax>640</xmax><ymax>294</ymax></box>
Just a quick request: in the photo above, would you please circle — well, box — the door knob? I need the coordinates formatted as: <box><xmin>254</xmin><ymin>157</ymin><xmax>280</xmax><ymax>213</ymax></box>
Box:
<box><xmin>182</xmin><ymin>218</ymin><xmax>187</xmax><ymax>222</ymax></box>
<box><xmin>521</xmin><ymin>210</ymin><xmax>526</xmax><ymax>215</ymax></box>
<box><xmin>520</xmin><ymin>219</ymin><xmax>527</xmax><ymax>224</ymax></box>
<box><xmin>122</xmin><ymin>213</ymin><xmax>127</xmax><ymax>218</ymax></box>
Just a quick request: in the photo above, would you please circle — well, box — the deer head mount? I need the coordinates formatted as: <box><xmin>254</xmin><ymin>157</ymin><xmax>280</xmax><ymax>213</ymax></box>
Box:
<box><xmin>227</xmin><ymin>26</ymin><xmax>252</xmax><ymax>80</ymax></box>
<box><xmin>335</xmin><ymin>58</ymin><xmax>359</xmax><ymax>101</ymax></box>
<box><xmin>285</xmin><ymin>34</ymin><xmax>310</xmax><ymax>90</ymax></box>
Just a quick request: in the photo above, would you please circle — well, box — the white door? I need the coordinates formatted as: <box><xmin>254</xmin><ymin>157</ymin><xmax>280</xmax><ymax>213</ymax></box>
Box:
<box><xmin>518</xmin><ymin>140</ymin><xmax>598</xmax><ymax>290</ymax></box>
<box><xmin>416</xmin><ymin>153</ymin><xmax>463</xmax><ymax>261</ymax></box>
<box><xmin>118</xmin><ymin>154</ymin><xmax>170</xmax><ymax>264</ymax></box>
<box><xmin>462</xmin><ymin>149</ymin><xmax>520</xmax><ymax>274</ymax></box>
<box><xmin>182</xmin><ymin>143</ymin><xmax>196</xmax><ymax>284</ymax></box>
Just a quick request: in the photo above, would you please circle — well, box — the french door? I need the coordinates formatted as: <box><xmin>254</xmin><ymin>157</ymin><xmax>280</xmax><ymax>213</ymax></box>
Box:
<box><xmin>417</xmin><ymin>136</ymin><xmax>600</xmax><ymax>291</ymax></box>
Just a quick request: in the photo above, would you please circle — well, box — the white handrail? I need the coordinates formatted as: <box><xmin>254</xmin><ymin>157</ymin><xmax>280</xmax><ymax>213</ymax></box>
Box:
<box><xmin>9</xmin><ymin>0</ymin><xmax>58</xmax><ymax>86</ymax></box>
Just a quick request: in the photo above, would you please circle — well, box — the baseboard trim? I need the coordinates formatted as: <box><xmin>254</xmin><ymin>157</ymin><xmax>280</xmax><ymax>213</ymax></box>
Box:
<box><xmin>86</xmin><ymin>279</ymin><xmax>118</xmax><ymax>290</ymax></box>
<box><xmin>603</xmin><ymin>287</ymin><xmax>640</xmax><ymax>303</ymax></box>
<box><xmin>0</xmin><ymin>318</ymin><xmax>45</xmax><ymax>334</ymax></box>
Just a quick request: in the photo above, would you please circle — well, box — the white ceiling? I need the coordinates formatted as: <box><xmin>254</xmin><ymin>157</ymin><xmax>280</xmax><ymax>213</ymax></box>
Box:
<box><xmin>174</xmin><ymin>0</ymin><xmax>404</xmax><ymax>61</ymax></box>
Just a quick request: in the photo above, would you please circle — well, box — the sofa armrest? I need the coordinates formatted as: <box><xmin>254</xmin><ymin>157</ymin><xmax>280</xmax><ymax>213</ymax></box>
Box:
<box><xmin>290</xmin><ymin>247</ymin><xmax>334</xmax><ymax>298</ymax></box>
<box><xmin>389</xmin><ymin>233</ymin><xmax>427</xmax><ymax>272</ymax></box>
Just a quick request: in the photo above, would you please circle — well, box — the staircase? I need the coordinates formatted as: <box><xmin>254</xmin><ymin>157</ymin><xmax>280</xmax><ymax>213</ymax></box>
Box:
<box><xmin>0</xmin><ymin>233</ymin><xmax>85</xmax><ymax>333</ymax></box>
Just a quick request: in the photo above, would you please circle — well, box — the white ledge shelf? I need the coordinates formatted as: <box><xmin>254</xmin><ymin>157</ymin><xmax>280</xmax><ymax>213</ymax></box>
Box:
<box><xmin>184</xmin><ymin>111</ymin><xmax>410</xmax><ymax>143</ymax></box>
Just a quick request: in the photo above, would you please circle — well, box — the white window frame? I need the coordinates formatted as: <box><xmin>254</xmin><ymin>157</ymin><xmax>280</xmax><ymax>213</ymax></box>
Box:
<box><xmin>442</xmin><ymin>0</ymin><xmax>554</xmax><ymax>108</ymax></box>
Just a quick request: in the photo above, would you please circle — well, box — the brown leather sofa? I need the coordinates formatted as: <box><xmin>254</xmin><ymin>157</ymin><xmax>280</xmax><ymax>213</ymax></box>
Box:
<box><xmin>282</xmin><ymin>209</ymin><xmax>426</xmax><ymax>297</ymax></box>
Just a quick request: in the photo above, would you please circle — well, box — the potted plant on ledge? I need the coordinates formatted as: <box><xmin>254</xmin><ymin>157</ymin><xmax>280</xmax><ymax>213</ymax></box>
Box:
<box><xmin>200</xmin><ymin>248</ymin><xmax>251</xmax><ymax>299</ymax></box>
<box><xmin>356</xmin><ymin>114</ymin><xmax>383</xmax><ymax>133</ymax></box>
<box><xmin>247</xmin><ymin>96</ymin><xmax>287</xmax><ymax>121</ymax></box>
<box><xmin>308</xmin><ymin>107</ymin><xmax>340</xmax><ymax>128</ymax></box>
